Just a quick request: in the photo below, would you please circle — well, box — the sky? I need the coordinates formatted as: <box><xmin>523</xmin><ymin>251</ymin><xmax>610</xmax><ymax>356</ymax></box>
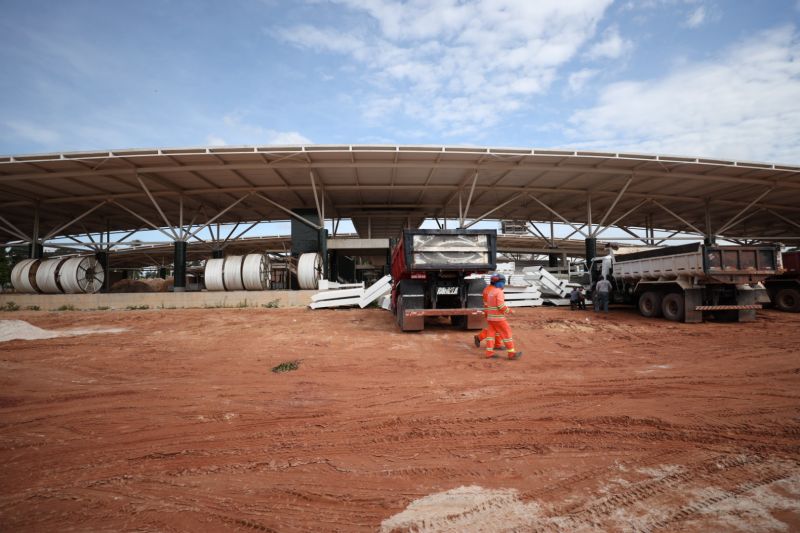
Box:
<box><xmin>1</xmin><ymin>0</ymin><xmax>800</xmax><ymax>165</ymax></box>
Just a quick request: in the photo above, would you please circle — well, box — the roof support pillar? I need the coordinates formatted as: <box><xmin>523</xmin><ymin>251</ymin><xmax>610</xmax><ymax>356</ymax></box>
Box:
<box><xmin>704</xmin><ymin>201</ymin><xmax>715</xmax><ymax>245</ymax></box>
<box><xmin>587</xmin><ymin>194</ymin><xmax>593</xmax><ymax>237</ymax></box>
<box><xmin>173</xmin><ymin>240</ymin><xmax>187</xmax><ymax>292</ymax></box>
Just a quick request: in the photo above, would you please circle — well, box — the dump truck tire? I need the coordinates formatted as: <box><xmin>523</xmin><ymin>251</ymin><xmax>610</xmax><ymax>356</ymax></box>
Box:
<box><xmin>775</xmin><ymin>287</ymin><xmax>800</xmax><ymax>312</ymax></box>
<box><xmin>662</xmin><ymin>292</ymin><xmax>685</xmax><ymax>322</ymax></box>
<box><xmin>638</xmin><ymin>291</ymin><xmax>663</xmax><ymax>318</ymax></box>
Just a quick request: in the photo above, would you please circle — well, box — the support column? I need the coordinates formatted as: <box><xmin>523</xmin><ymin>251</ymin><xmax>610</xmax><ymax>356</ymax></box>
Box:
<box><xmin>31</xmin><ymin>204</ymin><xmax>42</xmax><ymax>258</ymax></box>
<box><xmin>158</xmin><ymin>267</ymin><xmax>168</xmax><ymax>279</ymax></box>
<box><xmin>173</xmin><ymin>241</ymin><xmax>187</xmax><ymax>292</ymax></box>
<box><xmin>29</xmin><ymin>242</ymin><xmax>44</xmax><ymax>259</ymax></box>
<box><xmin>318</xmin><ymin>228</ymin><xmax>329</xmax><ymax>280</ymax></box>
<box><xmin>704</xmin><ymin>202</ymin><xmax>715</xmax><ymax>245</ymax></box>
<box><xmin>95</xmin><ymin>251</ymin><xmax>109</xmax><ymax>292</ymax></box>
<box><xmin>585</xmin><ymin>237</ymin><xmax>597</xmax><ymax>265</ymax></box>
<box><xmin>548</xmin><ymin>249</ymin><xmax>559</xmax><ymax>268</ymax></box>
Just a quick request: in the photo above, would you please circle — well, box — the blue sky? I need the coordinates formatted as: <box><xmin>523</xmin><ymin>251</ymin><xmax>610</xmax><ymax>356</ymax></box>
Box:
<box><xmin>1</xmin><ymin>0</ymin><xmax>800</xmax><ymax>164</ymax></box>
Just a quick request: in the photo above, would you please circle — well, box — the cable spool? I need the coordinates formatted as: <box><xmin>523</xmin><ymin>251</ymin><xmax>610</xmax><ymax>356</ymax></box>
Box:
<box><xmin>35</xmin><ymin>257</ymin><xmax>69</xmax><ymax>294</ymax></box>
<box><xmin>59</xmin><ymin>256</ymin><xmax>105</xmax><ymax>294</ymax></box>
<box><xmin>10</xmin><ymin>259</ymin><xmax>40</xmax><ymax>293</ymax></box>
<box><xmin>297</xmin><ymin>252</ymin><xmax>322</xmax><ymax>290</ymax></box>
<box><xmin>242</xmin><ymin>254</ymin><xmax>270</xmax><ymax>290</ymax></box>
<box><xmin>223</xmin><ymin>255</ymin><xmax>245</xmax><ymax>291</ymax></box>
<box><xmin>204</xmin><ymin>258</ymin><xmax>226</xmax><ymax>291</ymax></box>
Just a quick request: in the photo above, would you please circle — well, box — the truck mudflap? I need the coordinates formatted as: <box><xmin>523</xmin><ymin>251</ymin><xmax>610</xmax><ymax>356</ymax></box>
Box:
<box><xmin>404</xmin><ymin>308</ymin><xmax>485</xmax><ymax>331</ymax></box>
<box><xmin>694</xmin><ymin>305</ymin><xmax>762</xmax><ymax>311</ymax></box>
<box><xmin>405</xmin><ymin>308</ymin><xmax>484</xmax><ymax>317</ymax></box>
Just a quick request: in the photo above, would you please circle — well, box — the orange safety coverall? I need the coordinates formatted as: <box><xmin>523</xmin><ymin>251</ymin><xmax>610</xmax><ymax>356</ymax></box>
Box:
<box><xmin>476</xmin><ymin>284</ymin><xmax>503</xmax><ymax>348</ymax></box>
<box><xmin>484</xmin><ymin>285</ymin><xmax>518</xmax><ymax>358</ymax></box>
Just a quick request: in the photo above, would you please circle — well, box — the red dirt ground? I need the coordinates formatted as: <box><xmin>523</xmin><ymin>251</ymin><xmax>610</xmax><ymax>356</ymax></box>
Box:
<box><xmin>1</xmin><ymin>306</ymin><xmax>799</xmax><ymax>532</ymax></box>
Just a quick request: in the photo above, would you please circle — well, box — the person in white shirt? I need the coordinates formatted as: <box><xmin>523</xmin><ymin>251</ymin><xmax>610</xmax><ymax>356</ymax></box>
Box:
<box><xmin>594</xmin><ymin>276</ymin><xmax>612</xmax><ymax>313</ymax></box>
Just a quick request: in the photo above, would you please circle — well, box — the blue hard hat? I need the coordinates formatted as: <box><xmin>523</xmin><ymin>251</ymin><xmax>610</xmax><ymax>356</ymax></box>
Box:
<box><xmin>490</xmin><ymin>273</ymin><xmax>506</xmax><ymax>284</ymax></box>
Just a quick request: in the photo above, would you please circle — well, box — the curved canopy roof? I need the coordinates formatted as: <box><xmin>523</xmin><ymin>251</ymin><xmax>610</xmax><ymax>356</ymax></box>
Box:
<box><xmin>1</xmin><ymin>145</ymin><xmax>799</xmax><ymax>243</ymax></box>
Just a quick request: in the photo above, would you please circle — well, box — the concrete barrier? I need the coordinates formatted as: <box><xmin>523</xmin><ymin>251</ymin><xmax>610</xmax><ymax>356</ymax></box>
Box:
<box><xmin>0</xmin><ymin>290</ymin><xmax>315</xmax><ymax>311</ymax></box>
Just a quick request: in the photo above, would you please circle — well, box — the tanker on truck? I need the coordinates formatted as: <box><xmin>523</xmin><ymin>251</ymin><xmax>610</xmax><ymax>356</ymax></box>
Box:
<box><xmin>588</xmin><ymin>242</ymin><xmax>782</xmax><ymax>322</ymax></box>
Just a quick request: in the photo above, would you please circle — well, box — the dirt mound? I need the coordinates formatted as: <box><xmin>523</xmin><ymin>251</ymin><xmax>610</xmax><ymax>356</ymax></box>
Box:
<box><xmin>109</xmin><ymin>277</ymin><xmax>173</xmax><ymax>293</ymax></box>
<box><xmin>0</xmin><ymin>319</ymin><xmax>126</xmax><ymax>342</ymax></box>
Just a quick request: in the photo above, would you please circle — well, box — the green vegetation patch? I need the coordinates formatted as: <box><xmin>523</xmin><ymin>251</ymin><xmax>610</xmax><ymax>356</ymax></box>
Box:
<box><xmin>271</xmin><ymin>360</ymin><xmax>301</xmax><ymax>373</ymax></box>
<box><xmin>1</xmin><ymin>301</ymin><xmax>20</xmax><ymax>312</ymax></box>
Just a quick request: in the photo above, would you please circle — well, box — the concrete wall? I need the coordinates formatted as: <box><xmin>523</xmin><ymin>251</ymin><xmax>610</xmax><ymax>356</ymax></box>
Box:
<box><xmin>0</xmin><ymin>290</ymin><xmax>315</xmax><ymax>311</ymax></box>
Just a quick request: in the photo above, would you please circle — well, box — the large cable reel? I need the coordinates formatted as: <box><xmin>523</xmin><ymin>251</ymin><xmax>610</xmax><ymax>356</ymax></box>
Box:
<box><xmin>35</xmin><ymin>257</ymin><xmax>68</xmax><ymax>294</ymax></box>
<box><xmin>204</xmin><ymin>258</ymin><xmax>226</xmax><ymax>291</ymax></box>
<box><xmin>297</xmin><ymin>252</ymin><xmax>322</xmax><ymax>290</ymax></box>
<box><xmin>242</xmin><ymin>254</ymin><xmax>270</xmax><ymax>290</ymax></box>
<box><xmin>205</xmin><ymin>254</ymin><xmax>270</xmax><ymax>291</ymax></box>
<box><xmin>59</xmin><ymin>256</ymin><xmax>105</xmax><ymax>294</ymax></box>
<box><xmin>10</xmin><ymin>259</ymin><xmax>40</xmax><ymax>293</ymax></box>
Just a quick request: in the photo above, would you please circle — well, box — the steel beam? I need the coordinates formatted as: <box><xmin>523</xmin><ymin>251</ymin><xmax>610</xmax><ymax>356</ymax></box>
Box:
<box><xmin>527</xmin><ymin>194</ymin><xmax>588</xmax><ymax>237</ymax></box>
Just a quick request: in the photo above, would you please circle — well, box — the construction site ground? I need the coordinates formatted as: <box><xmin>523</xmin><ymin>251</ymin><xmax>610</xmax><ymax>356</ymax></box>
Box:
<box><xmin>1</xmin><ymin>306</ymin><xmax>799</xmax><ymax>532</ymax></box>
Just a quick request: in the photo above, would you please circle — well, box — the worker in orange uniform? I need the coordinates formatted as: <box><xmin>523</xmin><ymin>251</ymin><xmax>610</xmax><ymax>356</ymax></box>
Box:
<box><xmin>474</xmin><ymin>274</ymin><xmax>504</xmax><ymax>349</ymax></box>
<box><xmin>482</xmin><ymin>273</ymin><xmax>522</xmax><ymax>360</ymax></box>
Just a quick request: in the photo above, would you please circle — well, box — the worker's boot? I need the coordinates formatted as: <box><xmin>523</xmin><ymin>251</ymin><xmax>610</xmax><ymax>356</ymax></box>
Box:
<box><xmin>508</xmin><ymin>351</ymin><xmax>523</xmax><ymax>360</ymax></box>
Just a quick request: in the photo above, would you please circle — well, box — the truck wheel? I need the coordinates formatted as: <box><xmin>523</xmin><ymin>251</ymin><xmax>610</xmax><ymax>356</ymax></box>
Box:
<box><xmin>638</xmin><ymin>291</ymin><xmax>663</xmax><ymax>318</ymax></box>
<box><xmin>662</xmin><ymin>293</ymin><xmax>685</xmax><ymax>322</ymax></box>
<box><xmin>775</xmin><ymin>287</ymin><xmax>800</xmax><ymax>312</ymax></box>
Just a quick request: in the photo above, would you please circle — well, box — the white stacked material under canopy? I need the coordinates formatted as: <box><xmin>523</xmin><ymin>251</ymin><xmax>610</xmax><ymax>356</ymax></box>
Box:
<box><xmin>309</xmin><ymin>275</ymin><xmax>393</xmax><ymax>310</ymax></box>
<box><xmin>503</xmin><ymin>285</ymin><xmax>544</xmax><ymax>307</ymax></box>
<box><xmin>204</xmin><ymin>254</ymin><xmax>271</xmax><ymax>291</ymax></box>
<box><xmin>309</xmin><ymin>282</ymin><xmax>364</xmax><ymax>309</ymax></box>
<box><xmin>522</xmin><ymin>266</ymin><xmax>571</xmax><ymax>297</ymax></box>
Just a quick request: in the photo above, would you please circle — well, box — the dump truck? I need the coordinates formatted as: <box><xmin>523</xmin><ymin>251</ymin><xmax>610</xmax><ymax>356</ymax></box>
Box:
<box><xmin>764</xmin><ymin>250</ymin><xmax>800</xmax><ymax>312</ymax></box>
<box><xmin>588</xmin><ymin>242</ymin><xmax>782</xmax><ymax>323</ymax></box>
<box><xmin>390</xmin><ymin>229</ymin><xmax>497</xmax><ymax>331</ymax></box>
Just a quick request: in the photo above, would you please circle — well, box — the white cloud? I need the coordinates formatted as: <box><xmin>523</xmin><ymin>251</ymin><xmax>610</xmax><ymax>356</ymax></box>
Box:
<box><xmin>206</xmin><ymin>135</ymin><xmax>227</xmax><ymax>146</ymax></box>
<box><xmin>3</xmin><ymin>120</ymin><xmax>62</xmax><ymax>145</ymax></box>
<box><xmin>685</xmin><ymin>6</ymin><xmax>706</xmax><ymax>27</ymax></box>
<box><xmin>568</xmin><ymin>69</ymin><xmax>599</xmax><ymax>93</ymax></box>
<box><xmin>586</xmin><ymin>26</ymin><xmax>633</xmax><ymax>60</ymax></box>
<box><xmin>567</xmin><ymin>26</ymin><xmax>800</xmax><ymax>164</ymax></box>
<box><xmin>210</xmin><ymin>113</ymin><xmax>312</xmax><ymax>146</ymax></box>
<box><xmin>264</xmin><ymin>130</ymin><xmax>312</xmax><ymax>145</ymax></box>
<box><xmin>273</xmin><ymin>0</ymin><xmax>614</xmax><ymax>134</ymax></box>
